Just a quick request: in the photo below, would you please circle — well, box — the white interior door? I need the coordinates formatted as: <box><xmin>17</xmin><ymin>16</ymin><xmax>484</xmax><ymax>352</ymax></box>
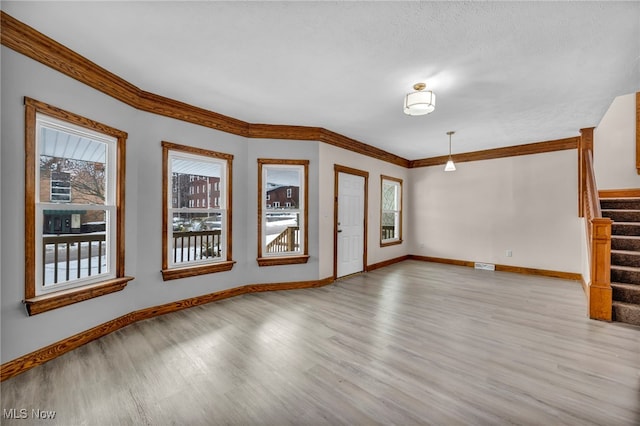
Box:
<box><xmin>337</xmin><ymin>172</ymin><xmax>365</xmax><ymax>278</ymax></box>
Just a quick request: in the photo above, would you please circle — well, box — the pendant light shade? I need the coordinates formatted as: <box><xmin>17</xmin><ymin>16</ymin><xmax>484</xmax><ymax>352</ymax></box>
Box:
<box><xmin>445</xmin><ymin>131</ymin><xmax>456</xmax><ymax>172</ymax></box>
<box><xmin>404</xmin><ymin>83</ymin><xmax>436</xmax><ymax>116</ymax></box>
<box><xmin>444</xmin><ymin>159</ymin><xmax>456</xmax><ymax>172</ymax></box>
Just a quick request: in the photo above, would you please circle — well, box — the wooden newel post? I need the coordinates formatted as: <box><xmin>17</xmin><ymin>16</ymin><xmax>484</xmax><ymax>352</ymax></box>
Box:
<box><xmin>589</xmin><ymin>218</ymin><xmax>613</xmax><ymax>320</ymax></box>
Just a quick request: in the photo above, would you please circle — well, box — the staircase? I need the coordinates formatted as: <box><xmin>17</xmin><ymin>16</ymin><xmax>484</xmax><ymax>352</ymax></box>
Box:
<box><xmin>600</xmin><ymin>198</ymin><xmax>640</xmax><ymax>326</ymax></box>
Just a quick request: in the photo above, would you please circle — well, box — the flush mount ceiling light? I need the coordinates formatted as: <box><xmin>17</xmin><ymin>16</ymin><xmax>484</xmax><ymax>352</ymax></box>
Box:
<box><xmin>403</xmin><ymin>82</ymin><xmax>436</xmax><ymax>116</ymax></box>
<box><xmin>445</xmin><ymin>131</ymin><xmax>456</xmax><ymax>172</ymax></box>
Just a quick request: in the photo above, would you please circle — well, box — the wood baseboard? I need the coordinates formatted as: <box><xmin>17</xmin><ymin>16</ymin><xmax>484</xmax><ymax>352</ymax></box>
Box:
<box><xmin>0</xmin><ymin>253</ymin><xmax>586</xmax><ymax>382</ymax></box>
<box><xmin>598</xmin><ymin>188</ymin><xmax>640</xmax><ymax>198</ymax></box>
<box><xmin>579</xmin><ymin>276</ymin><xmax>589</xmax><ymax>298</ymax></box>
<box><xmin>409</xmin><ymin>255</ymin><xmax>474</xmax><ymax>268</ymax></box>
<box><xmin>367</xmin><ymin>255</ymin><xmax>410</xmax><ymax>271</ymax></box>
<box><xmin>1</xmin><ymin>276</ymin><xmax>334</xmax><ymax>382</ymax></box>
<box><xmin>408</xmin><ymin>255</ymin><xmax>582</xmax><ymax>281</ymax></box>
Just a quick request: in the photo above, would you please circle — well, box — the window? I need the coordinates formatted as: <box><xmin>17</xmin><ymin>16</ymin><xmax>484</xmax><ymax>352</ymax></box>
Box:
<box><xmin>380</xmin><ymin>175</ymin><xmax>402</xmax><ymax>246</ymax></box>
<box><xmin>162</xmin><ymin>141</ymin><xmax>234</xmax><ymax>280</ymax></box>
<box><xmin>257</xmin><ymin>159</ymin><xmax>309</xmax><ymax>266</ymax></box>
<box><xmin>24</xmin><ymin>98</ymin><xmax>132</xmax><ymax>316</ymax></box>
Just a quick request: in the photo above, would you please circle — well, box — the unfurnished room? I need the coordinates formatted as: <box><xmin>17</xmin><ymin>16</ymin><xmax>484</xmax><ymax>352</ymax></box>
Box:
<box><xmin>1</xmin><ymin>1</ymin><xmax>639</xmax><ymax>425</ymax></box>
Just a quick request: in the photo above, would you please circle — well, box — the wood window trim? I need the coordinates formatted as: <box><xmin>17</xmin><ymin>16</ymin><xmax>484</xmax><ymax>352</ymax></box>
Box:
<box><xmin>161</xmin><ymin>261</ymin><xmax>236</xmax><ymax>281</ymax></box>
<box><xmin>24</xmin><ymin>97</ymin><xmax>131</xmax><ymax>315</ymax></box>
<box><xmin>24</xmin><ymin>277</ymin><xmax>134</xmax><ymax>316</ymax></box>
<box><xmin>161</xmin><ymin>141</ymin><xmax>234</xmax><ymax>280</ymax></box>
<box><xmin>257</xmin><ymin>159</ymin><xmax>309</xmax><ymax>267</ymax></box>
<box><xmin>380</xmin><ymin>175</ymin><xmax>403</xmax><ymax>247</ymax></box>
<box><xmin>257</xmin><ymin>255</ymin><xmax>310</xmax><ymax>267</ymax></box>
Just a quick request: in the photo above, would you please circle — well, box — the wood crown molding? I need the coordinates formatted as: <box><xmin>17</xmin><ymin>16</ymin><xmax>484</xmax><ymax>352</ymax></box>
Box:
<box><xmin>0</xmin><ymin>11</ymin><xmax>408</xmax><ymax>167</ymax></box>
<box><xmin>409</xmin><ymin>137</ymin><xmax>580</xmax><ymax>168</ymax></box>
<box><xmin>2</xmin><ymin>11</ymin><xmax>586</xmax><ymax>169</ymax></box>
<box><xmin>1</xmin><ymin>276</ymin><xmax>334</xmax><ymax>382</ymax></box>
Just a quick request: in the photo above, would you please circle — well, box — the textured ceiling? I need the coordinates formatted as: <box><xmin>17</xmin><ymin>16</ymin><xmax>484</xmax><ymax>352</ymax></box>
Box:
<box><xmin>3</xmin><ymin>1</ymin><xmax>639</xmax><ymax>160</ymax></box>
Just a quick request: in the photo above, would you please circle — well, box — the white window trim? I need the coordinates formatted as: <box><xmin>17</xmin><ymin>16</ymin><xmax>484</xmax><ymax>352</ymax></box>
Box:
<box><xmin>381</xmin><ymin>177</ymin><xmax>402</xmax><ymax>244</ymax></box>
<box><xmin>35</xmin><ymin>114</ymin><xmax>118</xmax><ymax>295</ymax></box>
<box><xmin>260</xmin><ymin>164</ymin><xmax>304</xmax><ymax>258</ymax></box>
<box><xmin>166</xmin><ymin>150</ymin><xmax>228</xmax><ymax>269</ymax></box>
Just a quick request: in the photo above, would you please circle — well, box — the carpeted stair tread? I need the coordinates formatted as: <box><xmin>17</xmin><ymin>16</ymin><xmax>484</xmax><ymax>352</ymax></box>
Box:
<box><xmin>611</xmin><ymin>250</ymin><xmax>640</xmax><ymax>268</ymax></box>
<box><xmin>611</xmin><ymin>265</ymin><xmax>640</xmax><ymax>285</ymax></box>
<box><xmin>599</xmin><ymin>197</ymin><xmax>640</xmax><ymax>326</ymax></box>
<box><xmin>611</xmin><ymin>222</ymin><xmax>640</xmax><ymax>236</ymax></box>
<box><xmin>601</xmin><ymin>209</ymin><xmax>640</xmax><ymax>222</ymax></box>
<box><xmin>612</xmin><ymin>301</ymin><xmax>640</xmax><ymax>327</ymax></box>
<box><xmin>611</xmin><ymin>235</ymin><xmax>640</xmax><ymax>251</ymax></box>
<box><xmin>611</xmin><ymin>282</ymin><xmax>640</xmax><ymax>304</ymax></box>
<box><xmin>600</xmin><ymin>198</ymin><xmax>640</xmax><ymax>210</ymax></box>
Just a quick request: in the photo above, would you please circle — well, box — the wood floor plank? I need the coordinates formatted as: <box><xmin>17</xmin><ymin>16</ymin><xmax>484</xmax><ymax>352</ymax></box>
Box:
<box><xmin>1</xmin><ymin>261</ymin><xmax>639</xmax><ymax>425</ymax></box>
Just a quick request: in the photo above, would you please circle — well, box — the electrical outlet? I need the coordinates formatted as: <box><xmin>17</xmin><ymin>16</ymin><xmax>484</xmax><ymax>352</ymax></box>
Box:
<box><xmin>506</xmin><ymin>250</ymin><xmax>512</xmax><ymax>257</ymax></box>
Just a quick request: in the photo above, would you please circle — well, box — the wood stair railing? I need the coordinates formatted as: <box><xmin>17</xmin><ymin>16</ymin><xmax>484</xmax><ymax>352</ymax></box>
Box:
<box><xmin>580</xmin><ymin>128</ymin><xmax>612</xmax><ymax>320</ymax></box>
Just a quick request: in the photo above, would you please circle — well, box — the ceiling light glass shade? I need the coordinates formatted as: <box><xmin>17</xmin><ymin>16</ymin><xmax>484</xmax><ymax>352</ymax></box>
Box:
<box><xmin>403</xmin><ymin>90</ymin><xmax>436</xmax><ymax>116</ymax></box>
<box><xmin>444</xmin><ymin>159</ymin><xmax>456</xmax><ymax>172</ymax></box>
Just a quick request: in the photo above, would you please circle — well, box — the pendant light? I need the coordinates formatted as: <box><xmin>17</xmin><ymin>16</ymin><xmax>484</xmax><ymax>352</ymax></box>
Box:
<box><xmin>444</xmin><ymin>131</ymin><xmax>456</xmax><ymax>172</ymax></box>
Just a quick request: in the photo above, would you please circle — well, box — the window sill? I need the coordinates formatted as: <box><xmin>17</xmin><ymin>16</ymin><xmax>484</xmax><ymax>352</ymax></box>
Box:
<box><xmin>162</xmin><ymin>260</ymin><xmax>236</xmax><ymax>281</ymax></box>
<box><xmin>380</xmin><ymin>239</ymin><xmax>403</xmax><ymax>247</ymax></box>
<box><xmin>257</xmin><ymin>255</ymin><xmax>310</xmax><ymax>267</ymax></box>
<box><xmin>24</xmin><ymin>277</ymin><xmax>133</xmax><ymax>316</ymax></box>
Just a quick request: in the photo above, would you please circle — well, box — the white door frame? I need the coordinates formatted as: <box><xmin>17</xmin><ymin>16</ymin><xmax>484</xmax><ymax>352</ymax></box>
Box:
<box><xmin>333</xmin><ymin>164</ymin><xmax>368</xmax><ymax>279</ymax></box>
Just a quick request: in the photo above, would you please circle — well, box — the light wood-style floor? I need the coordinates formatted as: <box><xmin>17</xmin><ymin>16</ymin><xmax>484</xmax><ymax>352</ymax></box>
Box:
<box><xmin>2</xmin><ymin>261</ymin><xmax>639</xmax><ymax>425</ymax></box>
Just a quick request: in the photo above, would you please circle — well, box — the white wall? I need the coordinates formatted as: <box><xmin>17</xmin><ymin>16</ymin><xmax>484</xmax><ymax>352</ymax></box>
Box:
<box><xmin>594</xmin><ymin>93</ymin><xmax>639</xmax><ymax>190</ymax></box>
<box><xmin>409</xmin><ymin>150</ymin><xmax>583</xmax><ymax>273</ymax></box>
<box><xmin>580</xmin><ymin>218</ymin><xmax>590</xmax><ymax>286</ymax></box>
<box><xmin>0</xmin><ymin>47</ymin><xmax>324</xmax><ymax>362</ymax></box>
<box><xmin>318</xmin><ymin>144</ymin><xmax>410</xmax><ymax>278</ymax></box>
<box><xmin>2</xmin><ymin>33</ymin><xmax>605</xmax><ymax>365</ymax></box>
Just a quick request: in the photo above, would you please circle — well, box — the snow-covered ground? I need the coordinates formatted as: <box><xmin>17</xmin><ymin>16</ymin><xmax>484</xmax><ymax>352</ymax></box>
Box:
<box><xmin>44</xmin><ymin>255</ymin><xmax>107</xmax><ymax>285</ymax></box>
<box><xmin>172</xmin><ymin>245</ymin><xmax>221</xmax><ymax>265</ymax></box>
<box><xmin>44</xmin><ymin>218</ymin><xmax>299</xmax><ymax>284</ymax></box>
<box><xmin>265</xmin><ymin>217</ymin><xmax>298</xmax><ymax>244</ymax></box>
